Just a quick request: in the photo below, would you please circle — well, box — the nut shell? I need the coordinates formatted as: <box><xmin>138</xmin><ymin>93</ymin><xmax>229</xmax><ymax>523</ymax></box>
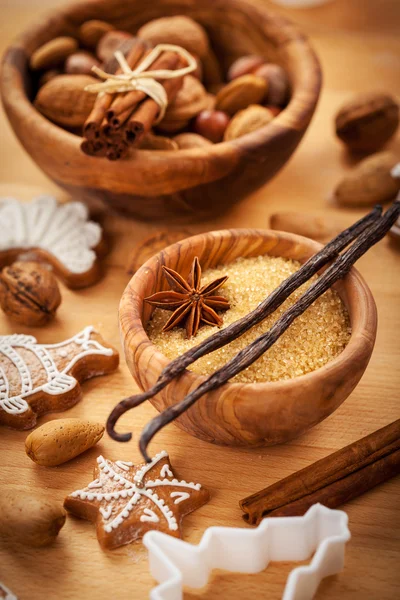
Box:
<box><xmin>139</xmin><ymin>133</ymin><xmax>179</xmax><ymax>151</ymax></box>
<box><xmin>25</xmin><ymin>418</ymin><xmax>105</xmax><ymax>467</ymax></box>
<box><xmin>96</xmin><ymin>30</ymin><xmax>133</xmax><ymax>62</ymax></box>
<box><xmin>227</xmin><ymin>55</ymin><xmax>266</xmax><ymax>81</ymax></box>
<box><xmin>158</xmin><ymin>76</ymin><xmax>210</xmax><ymax>132</ymax></box>
<box><xmin>65</xmin><ymin>51</ymin><xmax>100</xmax><ymax>75</ymax></box>
<box><xmin>335</xmin><ymin>92</ymin><xmax>399</xmax><ymax>152</ymax></box>
<box><xmin>334</xmin><ymin>151</ymin><xmax>400</xmax><ymax>206</ymax></box>
<box><xmin>254</xmin><ymin>63</ymin><xmax>289</xmax><ymax>106</ymax></box>
<box><xmin>0</xmin><ymin>262</ymin><xmax>61</xmax><ymax>326</ymax></box>
<box><xmin>0</xmin><ymin>490</ymin><xmax>66</xmax><ymax>547</ymax></box>
<box><xmin>215</xmin><ymin>75</ymin><xmax>268</xmax><ymax>116</ymax></box>
<box><xmin>224</xmin><ymin>104</ymin><xmax>273</xmax><ymax>141</ymax></box>
<box><xmin>174</xmin><ymin>132</ymin><xmax>213</xmax><ymax>149</ymax></box>
<box><xmin>30</xmin><ymin>37</ymin><xmax>78</xmax><ymax>70</ymax></box>
<box><xmin>79</xmin><ymin>19</ymin><xmax>115</xmax><ymax>49</ymax></box>
<box><xmin>137</xmin><ymin>16</ymin><xmax>209</xmax><ymax>58</ymax></box>
<box><xmin>34</xmin><ymin>74</ymin><xmax>97</xmax><ymax>127</ymax></box>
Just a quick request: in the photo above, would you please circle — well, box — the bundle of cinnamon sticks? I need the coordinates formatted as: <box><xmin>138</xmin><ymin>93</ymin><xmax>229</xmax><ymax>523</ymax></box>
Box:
<box><xmin>81</xmin><ymin>40</ymin><xmax>185</xmax><ymax>160</ymax></box>
<box><xmin>240</xmin><ymin>419</ymin><xmax>400</xmax><ymax>524</ymax></box>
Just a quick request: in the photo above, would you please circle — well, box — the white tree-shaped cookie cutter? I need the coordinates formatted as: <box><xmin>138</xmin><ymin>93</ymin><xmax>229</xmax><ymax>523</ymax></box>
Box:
<box><xmin>143</xmin><ymin>503</ymin><xmax>350</xmax><ymax>600</ymax></box>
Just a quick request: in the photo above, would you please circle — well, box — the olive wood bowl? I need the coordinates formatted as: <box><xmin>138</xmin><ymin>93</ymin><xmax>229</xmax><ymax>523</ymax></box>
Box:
<box><xmin>119</xmin><ymin>229</ymin><xmax>377</xmax><ymax>447</ymax></box>
<box><xmin>1</xmin><ymin>0</ymin><xmax>321</xmax><ymax>221</ymax></box>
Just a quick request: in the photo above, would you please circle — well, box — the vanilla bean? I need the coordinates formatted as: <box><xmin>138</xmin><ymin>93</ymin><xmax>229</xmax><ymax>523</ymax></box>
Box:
<box><xmin>106</xmin><ymin>206</ymin><xmax>382</xmax><ymax>442</ymax></box>
<box><xmin>136</xmin><ymin>200</ymin><xmax>399</xmax><ymax>462</ymax></box>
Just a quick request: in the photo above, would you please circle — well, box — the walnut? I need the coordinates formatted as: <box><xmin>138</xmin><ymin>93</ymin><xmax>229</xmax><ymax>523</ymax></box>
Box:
<box><xmin>0</xmin><ymin>262</ymin><xmax>61</xmax><ymax>326</ymax></box>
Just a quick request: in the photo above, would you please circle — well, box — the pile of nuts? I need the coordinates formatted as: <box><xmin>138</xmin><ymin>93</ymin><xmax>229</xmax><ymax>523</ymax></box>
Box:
<box><xmin>31</xmin><ymin>16</ymin><xmax>290</xmax><ymax>151</ymax></box>
<box><xmin>332</xmin><ymin>91</ymin><xmax>400</xmax><ymax>209</ymax></box>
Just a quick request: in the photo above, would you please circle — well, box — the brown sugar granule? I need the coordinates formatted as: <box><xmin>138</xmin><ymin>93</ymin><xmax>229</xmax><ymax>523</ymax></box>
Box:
<box><xmin>147</xmin><ymin>255</ymin><xmax>351</xmax><ymax>383</ymax></box>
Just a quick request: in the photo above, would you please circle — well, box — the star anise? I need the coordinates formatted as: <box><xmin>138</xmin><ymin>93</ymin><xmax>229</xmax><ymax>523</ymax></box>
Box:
<box><xmin>145</xmin><ymin>257</ymin><xmax>230</xmax><ymax>338</ymax></box>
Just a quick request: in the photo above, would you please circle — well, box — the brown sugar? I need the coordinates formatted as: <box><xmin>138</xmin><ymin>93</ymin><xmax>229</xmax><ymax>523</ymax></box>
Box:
<box><xmin>147</xmin><ymin>255</ymin><xmax>351</xmax><ymax>383</ymax></box>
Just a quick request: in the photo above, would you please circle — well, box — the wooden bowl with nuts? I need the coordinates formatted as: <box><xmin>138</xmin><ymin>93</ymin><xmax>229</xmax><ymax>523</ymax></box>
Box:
<box><xmin>1</xmin><ymin>0</ymin><xmax>321</xmax><ymax>221</ymax></box>
<box><xmin>119</xmin><ymin>229</ymin><xmax>377</xmax><ymax>447</ymax></box>
<box><xmin>1</xmin><ymin>0</ymin><xmax>321</xmax><ymax>219</ymax></box>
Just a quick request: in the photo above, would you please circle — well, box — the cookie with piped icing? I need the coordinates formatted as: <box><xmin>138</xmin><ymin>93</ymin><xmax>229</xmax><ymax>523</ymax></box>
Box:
<box><xmin>64</xmin><ymin>450</ymin><xmax>209</xmax><ymax>549</ymax></box>
<box><xmin>0</xmin><ymin>326</ymin><xmax>119</xmax><ymax>429</ymax></box>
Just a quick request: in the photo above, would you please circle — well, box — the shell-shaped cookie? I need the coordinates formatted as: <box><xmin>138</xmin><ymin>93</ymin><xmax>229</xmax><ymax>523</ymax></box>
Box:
<box><xmin>0</xmin><ymin>196</ymin><xmax>102</xmax><ymax>276</ymax></box>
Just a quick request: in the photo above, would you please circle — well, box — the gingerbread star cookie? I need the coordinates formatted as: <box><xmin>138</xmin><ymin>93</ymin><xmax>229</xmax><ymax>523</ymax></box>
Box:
<box><xmin>0</xmin><ymin>326</ymin><xmax>119</xmax><ymax>430</ymax></box>
<box><xmin>64</xmin><ymin>451</ymin><xmax>210</xmax><ymax>549</ymax></box>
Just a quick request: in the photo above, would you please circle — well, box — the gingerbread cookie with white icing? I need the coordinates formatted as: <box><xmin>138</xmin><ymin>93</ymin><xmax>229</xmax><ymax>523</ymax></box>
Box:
<box><xmin>64</xmin><ymin>451</ymin><xmax>209</xmax><ymax>549</ymax></box>
<box><xmin>0</xmin><ymin>326</ymin><xmax>119</xmax><ymax>430</ymax></box>
<box><xmin>0</xmin><ymin>196</ymin><xmax>105</xmax><ymax>289</ymax></box>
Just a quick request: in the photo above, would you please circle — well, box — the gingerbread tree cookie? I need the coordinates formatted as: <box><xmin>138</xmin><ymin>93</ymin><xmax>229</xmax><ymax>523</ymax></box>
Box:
<box><xmin>64</xmin><ymin>451</ymin><xmax>209</xmax><ymax>549</ymax></box>
<box><xmin>0</xmin><ymin>326</ymin><xmax>119</xmax><ymax>429</ymax></box>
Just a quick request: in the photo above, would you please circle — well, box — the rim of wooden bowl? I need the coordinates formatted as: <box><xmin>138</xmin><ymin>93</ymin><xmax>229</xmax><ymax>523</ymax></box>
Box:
<box><xmin>0</xmin><ymin>0</ymin><xmax>321</xmax><ymax>178</ymax></box>
<box><xmin>120</xmin><ymin>228</ymin><xmax>377</xmax><ymax>398</ymax></box>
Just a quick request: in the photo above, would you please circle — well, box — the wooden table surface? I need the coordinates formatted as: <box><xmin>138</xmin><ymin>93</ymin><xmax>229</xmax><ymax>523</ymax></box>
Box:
<box><xmin>0</xmin><ymin>1</ymin><xmax>399</xmax><ymax>598</ymax></box>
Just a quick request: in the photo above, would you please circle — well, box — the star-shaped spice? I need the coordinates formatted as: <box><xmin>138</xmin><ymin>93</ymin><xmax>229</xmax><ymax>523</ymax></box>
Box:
<box><xmin>64</xmin><ymin>450</ymin><xmax>209</xmax><ymax>550</ymax></box>
<box><xmin>144</xmin><ymin>257</ymin><xmax>230</xmax><ymax>338</ymax></box>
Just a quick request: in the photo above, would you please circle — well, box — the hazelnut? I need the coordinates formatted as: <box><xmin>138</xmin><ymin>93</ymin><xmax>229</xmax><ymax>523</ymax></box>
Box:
<box><xmin>96</xmin><ymin>30</ymin><xmax>133</xmax><ymax>63</ymax></box>
<box><xmin>335</xmin><ymin>92</ymin><xmax>399</xmax><ymax>153</ymax></box>
<box><xmin>227</xmin><ymin>55</ymin><xmax>265</xmax><ymax>81</ymax></box>
<box><xmin>0</xmin><ymin>262</ymin><xmax>61</xmax><ymax>326</ymax></box>
<box><xmin>253</xmin><ymin>63</ymin><xmax>289</xmax><ymax>106</ymax></box>
<box><xmin>65</xmin><ymin>52</ymin><xmax>100</xmax><ymax>75</ymax></box>
<box><xmin>194</xmin><ymin>110</ymin><xmax>230</xmax><ymax>143</ymax></box>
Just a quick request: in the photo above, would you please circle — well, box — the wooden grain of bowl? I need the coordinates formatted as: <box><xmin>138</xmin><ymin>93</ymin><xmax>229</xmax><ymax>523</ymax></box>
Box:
<box><xmin>120</xmin><ymin>229</ymin><xmax>377</xmax><ymax>447</ymax></box>
<box><xmin>1</xmin><ymin>0</ymin><xmax>321</xmax><ymax>221</ymax></box>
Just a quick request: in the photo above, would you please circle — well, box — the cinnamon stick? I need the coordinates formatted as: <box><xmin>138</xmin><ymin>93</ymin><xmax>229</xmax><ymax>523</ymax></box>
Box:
<box><xmin>240</xmin><ymin>420</ymin><xmax>400</xmax><ymax>524</ymax></box>
<box><xmin>124</xmin><ymin>67</ymin><xmax>184</xmax><ymax>145</ymax></box>
<box><xmin>106</xmin><ymin>51</ymin><xmax>180</xmax><ymax>125</ymax></box>
<box><xmin>83</xmin><ymin>39</ymin><xmax>148</xmax><ymax>140</ymax></box>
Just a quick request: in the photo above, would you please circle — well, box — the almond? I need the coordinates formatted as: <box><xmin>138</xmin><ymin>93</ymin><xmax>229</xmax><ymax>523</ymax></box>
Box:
<box><xmin>334</xmin><ymin>151</ymin><xmax>400</xmax><ymax>206</ymax></box>
<box><xmin>224</xmin><ymin>104</ymin><xmax>273</xmax><ymax>141</ymax></box>
<box><xmin>25</xmin><ymin>418</ymin><xmax>104</xmax><ymax>466</ymax></box>
<box><xmin>270</xmin><ymin>212</ymin><xmax>341</xmax><ymax>242</ymax></box>
<box><xmin>227</xmin><ymin>55</ymin><xmax>265</xmax><ymax>81</ymax></box>
<box><xmin>34</xmin><ymin>74</ymin><xmax>97</xmax><ymax>127</ymax></box>
<box><xmin>139</xmin><ymin>133</ymin><xmax>179</xmax><ymax>151</ymax></box>
<box><xmin>215</xmin><ymin>75</ymin><xmax>268</xmax><ymax>116</ymax></box>
<box><xmin>30</xmin><ymin>37</ymin><xmax>78</xmax><ymax>71</ymax></box>
<box><xmin>174</xmin><ymin>132</ymin><xmax>213</xmax><ymax>149</ymax></box>
<box><xmin>335</xmin><ymin>92</ymin><xmax>399</xmax><ymax>152</ymax></box>
<box><xmin>79</xmin><ymin>19</ymin><xmax>115</xmax><ymax>49</ymax></box>
<box><xmin>137</xmin><ymin>16</ymin><xmax>209</xmax><ymax>58</ymax></box>
<box><xmin>0</xmin><ymin>490</ymin><xmax>66</xmax><ymax>547</ymax></box>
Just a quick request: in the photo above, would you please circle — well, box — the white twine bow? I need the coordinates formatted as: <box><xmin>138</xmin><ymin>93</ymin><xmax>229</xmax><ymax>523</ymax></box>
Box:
<box><xmin>85</xmin><ymin>43</ymin><xmax>197</xmax><ymax>123</ymax></box>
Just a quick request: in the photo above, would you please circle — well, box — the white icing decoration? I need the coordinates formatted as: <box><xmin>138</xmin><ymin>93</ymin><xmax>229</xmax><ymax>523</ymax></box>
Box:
<box><xmin>68</xmin><ymin>452</ymin><xmax>203</xmax><ymax>535</ymax></box>
<box><xmin>170</xmin><ymin>491</ymin><xmax>190</xmax><ymax>505</ymax></box>
<box><xmin>140</xmin><ymin>508</ymin><xmax>160</xmax><ymax>523</ymax></box>
<box><xmin>0</xmin><ymin>581</ymin><xmax>18</xmax><ymax>600</ymax></box>
<box><xmin>0</xmin><ymin>196</ymin><xmax>102</xmax><ymax>274</ymax></box>
<box><xmin>115</xmin><ymin>460</ymin><xmax>134</xmax><ymax>471</ymax></box>
<box><xmin>0</xmin><ymin>327</ymin><xmax>114</xmax><ymax>416</ymax></box>
<box><xmin>160</xmin><ymin>464</ymin><xmax>173</xmax><ymax>478</ymax></box>
<box><xmin>100</xmin><ymin>506</ymin><xmax>112</xmax><ymax>520</ymax></box>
